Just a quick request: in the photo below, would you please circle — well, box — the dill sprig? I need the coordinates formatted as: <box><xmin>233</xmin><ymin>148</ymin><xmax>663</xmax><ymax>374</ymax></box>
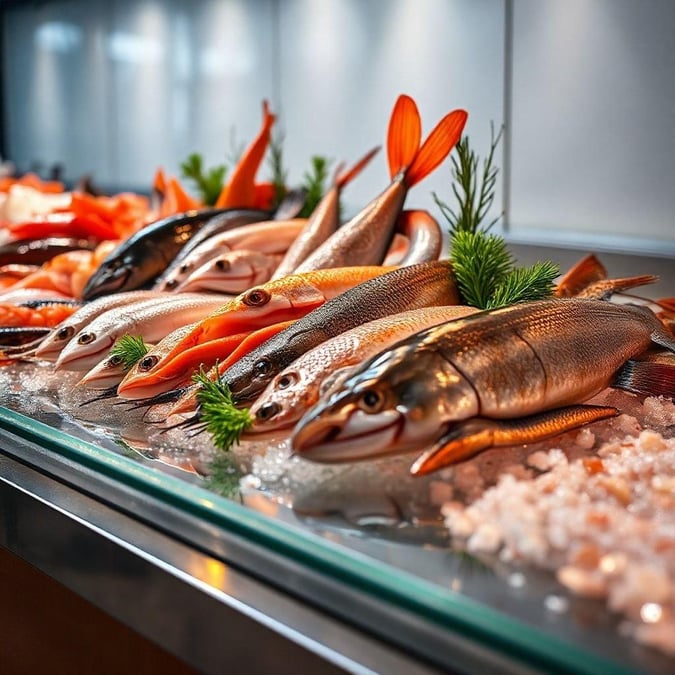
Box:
<box><xmin>434</xmin><ymin>123</ymin><xmax>504</xmax><ymax>236</ymax></box>
<box><xmin>193</xmin><ymin>368</ymin><xmax>252</xmax><ymax>451</ymax></box>
<box><xmin>487</xmin><ymin>261</ymin><xmax>560</xmax><ymax>309</ymax></box>
<box><xmin>268</xmin><ymin>132</ymin><xmax>288</xmax><ymax>207</ymax></box>
<box><xmin>299</xmin><ymin>155</ymin><xmax>331</xmax><ymax>218</ymax></box>
<box><xmin>109</xmin><ymin>334</ymin><xmax>149</xmax><ymax>370</ymax></box>
<box><xmin>437</xmin><ymin>124</ymin><xmax>559</xmax><ymax>309</ymax></box>
<box><xmin>204</xmin><ymin>451</ymin><xmax>242</xmax><ymax>499</ymax></box>
<box><xmin>180</xmin><ymin>153</ymin><xmax>228</xmax><ymax>206</ymax></box>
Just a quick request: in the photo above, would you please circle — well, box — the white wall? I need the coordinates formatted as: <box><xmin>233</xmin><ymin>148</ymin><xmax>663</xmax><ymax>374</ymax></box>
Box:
<box><xmin>3</xmin><ymin>0</ymin><xmax>675</xmax><ymax>252</ymax></box>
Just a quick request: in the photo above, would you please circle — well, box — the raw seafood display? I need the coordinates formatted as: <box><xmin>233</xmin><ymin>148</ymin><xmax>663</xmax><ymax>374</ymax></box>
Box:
<box><xmin>0</xmin><ymin>93</ymin><xmax>673</xmax><ymax>666</ymax></box>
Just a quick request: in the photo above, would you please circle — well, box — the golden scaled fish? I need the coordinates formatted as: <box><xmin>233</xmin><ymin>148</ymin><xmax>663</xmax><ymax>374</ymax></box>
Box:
<box><xmin>248</xmin><ymin>305</ymin><xmax>478</xmax><ymax>435</ymax></box>
<box><xmin>292</xmin><ymin>299</ymin><xmax>675</xmax><ymax>475</ymax></box>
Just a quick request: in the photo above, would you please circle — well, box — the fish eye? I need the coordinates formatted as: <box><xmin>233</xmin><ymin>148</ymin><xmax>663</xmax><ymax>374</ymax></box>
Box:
<box><xmin>276</xmin><ymin>372</ymin><xmax>298</xmax><ymax>390</ymax></box>
<box><xmin>56</xmin><ymin>326</ymin><xmax>74</xmax><ymax>341</ymax></box>
<box><xmin>254</xmin><ymin>358</ymin><xmax>272</xmax><ymax>376</ymax></box>
<box><xmin>108</xmin><ymin>354</ymin><xmax>123</xmax><ymax>367</ymax></box>
<box><xmin>359</xmin><ymin>389</ymin><xmax>383</xmax><ymax>413</ymax></box>
<box><xmin>138</xmin><ymin>355</ymin><xmax>159</xmax><ymax>371</ymax></box>
<box><xmin>165</xmin><ymin>279</ymin><xmax>178</xmax><ymax>290</ymax></box>
<box><xmin>77</xmin><ymin>332</ymin><xmax>95</xmax><ymax>345</ymax></box>
<box><xmin>243</xmin><ymin>288</ymin><xmax>270</xmax><ymax>307</ymax></box>
<box><xmin>179</xmin><ymin>263</ymin><xmax>190</xmax><ymax>274</ymax></box>
<box><xmin>256</xmin><ymin>401</ymin><xmax>280</xmax><ymax>421</ymax></box>
<box><xmin>215</xmin><ymin>259</ymin><xmax>230</xmax><ymax>272</ymax></box>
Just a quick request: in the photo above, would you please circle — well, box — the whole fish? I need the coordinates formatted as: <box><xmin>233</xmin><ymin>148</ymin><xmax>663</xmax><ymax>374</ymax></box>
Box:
<box><xmin>175</xmin><ymin>250</ymin><xmax>285</xmax><ymax>294</ymax></box>
<box><xmin>294</xmin><ymin>95</ymin><xmax>467</xmax><ymax>272</ymax></box>
<box><xmin>117</xmin><ymin>267</ymin><xmax>394</xmax><ymax>393</ymax></box>
<box><xmin>55</xmin><ymin>294</ymin><xmax>228</xmax><ymax>371</ymax></box>
<box><xmin>34</xmin><ymin>290</ymin><xmax>169</xmax><ymax>361</ymax></box>
<box><xmin>291</xmin><ymin>299</ymin><xmax>675</xmax><ymax>475</ymax></box>
<box><xmin>81</xmin><ymin>209</ymin><xmax>232</xmax><ymax>299</ymax></box>
<box><xmin>220</xmin><ymin>259</ymin><xmax>460</xmax><ymax>406</ymax></box>
<box><xmin>248</xmin><ymin>305</ymin><xmax>478</xmax><ymax>435</ymax></box>
<box><xmin>160</xmin><ymin>218</ymin><xmax>306</xmax><ymax>291</ymax></box>
<box><xmin>154</xmin><ymin>189</ymin><xmax>305</xmax><ymax>290</ymax></box>
<box><xmin>271</xmin><ymin>147</ymin><xmax>380</xmax><ymax>279</ymax></box>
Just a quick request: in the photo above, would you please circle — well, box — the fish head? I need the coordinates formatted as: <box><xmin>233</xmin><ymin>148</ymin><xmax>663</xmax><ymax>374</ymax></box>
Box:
<box><xmin>78</xmin><ymin>353</ymin><xmax>129</xmax><ymax>389</ymax></box>
<box><xmin>55</xmin><ymin>327</ymin><xmax>116</xmax><ymax>371</ymax></box>
<box><xmin>34</xmin><ymin>322</ymin><xmax>78</xmax><ymax>360</ymax></box>
<box><xmin>291</xmin><ymin>345</ymin><xmax>479</xmax><ymax>463</ymax></box>
<box><xmin>178</xmin><ymin>250</ymin><xmax>272</xmax><ymax>295</ymax></box>
<box><xmin>248</xmin><ymin>365</ymin><xmax>318</xmax><ymax>433</ymax></box>
<box><xmin>81</xmin><ymin>252</ymin><xmax>135</xmax><ymax>300</ymax></box>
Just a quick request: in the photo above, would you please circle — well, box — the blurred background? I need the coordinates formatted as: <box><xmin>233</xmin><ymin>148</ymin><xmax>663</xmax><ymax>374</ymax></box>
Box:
<box><xmin>1</xmin><ymin>0</ymin><xmax>674</xmax><ymax>258</ymax></box>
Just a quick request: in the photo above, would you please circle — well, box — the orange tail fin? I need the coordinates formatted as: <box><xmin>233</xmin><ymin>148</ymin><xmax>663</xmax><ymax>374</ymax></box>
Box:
<box><xmin>335</xmin><ymin>146</ymin><xmax>380</xmax><ymax>189</ymax></box>
<box><xmin>387</xmin><ymin>95</ymin><xmax>421</xmax><ymax>178</ymax></box>
<box><xmin>216</xmin><ymin>100</ymin><xmax>277</xmax><ymax>209</ymax></box>
<box><xmin>405</xmin><ymin>109</ymin><xmax>468</xmax><ymax>188</ymax></box>
<box><xmin>153</xmin><ymin>167</ymin><xmax>167</xmax><ymax>195</ymax></box>
<box><xmin>656</xmin><ymin>297</ymin><xmax>675</xmax><ymax>313</ymax></box>
<box><xmin>555</xmin><ymin>254</ymin><xmax>607</xmax><ymax>297</ymax></box>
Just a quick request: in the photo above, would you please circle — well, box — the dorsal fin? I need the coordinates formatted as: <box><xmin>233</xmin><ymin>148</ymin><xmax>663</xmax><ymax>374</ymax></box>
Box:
<box><xmin>387</xmin><ymin>95</ymin><xmax>421</xmax><ymax>178</ymax></box>
<box><xmin>555</xmin><ymin>254</ymin><xmax>607</xmax><ymax>297</ymax></box>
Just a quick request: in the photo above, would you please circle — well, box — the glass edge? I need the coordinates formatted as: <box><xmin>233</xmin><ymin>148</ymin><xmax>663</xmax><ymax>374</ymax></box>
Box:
<box><xmin>0</xmin><ymin>405</ymin><xmax>639</xmax><ymax>675</ymax></box>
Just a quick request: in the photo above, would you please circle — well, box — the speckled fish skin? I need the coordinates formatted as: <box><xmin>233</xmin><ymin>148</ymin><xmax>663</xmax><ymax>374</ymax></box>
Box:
<box><xmin>292</xmin><ymin>299</ymin><xmax>675</xmax><ymax>462</ymax></box>
<box><xmin>248</xmin><ymin>304</ymin><xmax>478</xmax><ymax>434</ymax></box>
<box><xmin>34</xmin><ymin>290</ymin><xmax>170</xmax><ymax>361</ymax></box>
<box><xmin>55</xmin><ymin>294</ymin><xmax>229</xmax><ymax>371</ymax></box>
<box><xmin>221</xmin><ymin>260</ymin><xmax>460</xmax><ymax>406</ymax></box>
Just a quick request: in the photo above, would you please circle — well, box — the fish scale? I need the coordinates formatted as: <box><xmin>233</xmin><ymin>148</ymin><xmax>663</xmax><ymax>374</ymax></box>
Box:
<box><xmin>222</xmin><ymin>260</ymin><xmax>460</xmax><ymax>405</ymax></box>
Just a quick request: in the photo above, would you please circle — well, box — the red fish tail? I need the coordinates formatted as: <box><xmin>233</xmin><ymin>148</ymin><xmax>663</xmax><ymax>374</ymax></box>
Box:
<box><xmin>216</xmin><ymin>100</ymin><xmax>277</xmax><ymax>209</ymax></box>
<box><xmin>335</xmin><ymin>146</ymin><xmax>380</xmax><ymax>189</ymax></box>
<box><xmin>555</xmin><ymin>254</ymin><xmax>608</xmax><ymax>297</ymax></box>
<box><xmin>404</xmin><ymin>109</ymin><xmax>468</xmax><ymax>188</ymax></box>
<box><xmin>387</xmin><ymin>95</ymin><xmax>421</xmax><ymax>179</ymax></box>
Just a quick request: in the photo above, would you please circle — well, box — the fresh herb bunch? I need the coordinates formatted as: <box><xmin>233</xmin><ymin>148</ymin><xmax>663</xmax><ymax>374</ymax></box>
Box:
<box><xmin>180</xmin><ymin>153</ymin><xmax>228</xmax><ymax>206</ymax></box>
<box><xmin>109</xmin><ymin>334</ymin><xmax>149</xmax><ymax>370</ymax></box>
<box><xmin>268</xmin><ymin>132</ymin><xmax>288</xmax><ymax>207</ymax></box>
<box><xmin>436</xmin><ymin>124</ymin><xmax>559</xmax><ymax>309</ymax></box>
<box><xmin>299</xmin><ymin>155</ymin><xmax>331</xmax><ymax>218</ymax></box>
<box><xmin>193</xmin><ymin>368</ymin><xmax>252</xmax><ymax>451</ymax></box>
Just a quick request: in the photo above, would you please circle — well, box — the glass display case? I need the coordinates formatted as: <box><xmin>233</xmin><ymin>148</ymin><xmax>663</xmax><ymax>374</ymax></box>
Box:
<box><xmin>0</xmin><ymin>362</ymin><xmax>671</xmax><ymax>674</ymax></box>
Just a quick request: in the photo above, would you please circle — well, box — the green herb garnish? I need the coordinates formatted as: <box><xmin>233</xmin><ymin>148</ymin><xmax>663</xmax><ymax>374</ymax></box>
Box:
<box><xmin>437</xmin><ymin>125</ymin><xmax>559</xmax><ymax>309</ymax></box>
<box><xmin>268</xmin><ymin>132</ymin><xmax>288</xmax><ymax>207</ymax></box>
<box><xmin>193</xmin><ymin>368</ymin><xmax>252</xmax><ymax>451</ymax></box>
<box><xmin>299</xmin><ymin>155</ymin><xmax>331</xmax><ymax>218</ymax></box>
<box><xmin>434</xmin><ymin>122</ymin><xmax>504</xmax><ymax>236</ymax></box>
<box><xmin>109</xmin><ymin>334</ymin><xmax>149</xmax><ymax>370</ymax></box>
<box><xmin>180</xmin><ymin>153</ymin><xmax>228</xmax><ymax>206</ymax></box>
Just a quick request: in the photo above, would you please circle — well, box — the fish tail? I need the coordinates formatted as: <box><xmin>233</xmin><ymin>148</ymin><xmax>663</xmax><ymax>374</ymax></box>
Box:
<box><xmin>387</xmin><ymin>95</ymin><xmax>421</xmax><ymax>179</ymax></box>
<box><xmin>335</xmin><ymin>146</ymin><xmax>380</xmax><ymax>189</ymax></box>
<box><xmin>404</xmin><ymin>109</ymin><xmax>468</xmax><ymax>188</ymax></box>
<box><xmin>656</xmin><ymin>297</ymin><xmax>675</xmax><ymax>313</ymax></box>
<box><xmin>555</xmin><ymin>254</ymin><xmax>608</xmax><ymax>297</ymax></box>
<box><xmin>578</xmin><ymin>274</ymin><xmax>659</xmax><ymax>300</ymax></box>
<box><xmin>216</xmin><ymin>100</ymin><xmax>277</xmax><ymax>209</ymax></box>
<box><xmin>613</xmin><ymin>354</ymin><xmax>675</xmax><ymax>398</ymax></box>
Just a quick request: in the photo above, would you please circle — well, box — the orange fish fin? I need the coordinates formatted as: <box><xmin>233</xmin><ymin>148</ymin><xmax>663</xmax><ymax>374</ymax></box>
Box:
<box><xmin>387</xmin><ymin>95</ymin><xmax>421</xmax><ymax>179</ymax></box>
<box><xmin>153</xmin><ymin>167</ymin><xmax>167</xmax><ymax>195</ymax></box>
<box><xmin>217</xmin><ymin>100</ymin><xmax>277</xmax><ymax>208</ymax></box>
<box><xmin>410</xmin><ymin>405</ymin><xmax>618</xmax><ymax>475</ymax></box>
<box><xmin>335</xmin><ymin>146</ymin><xmax>380</xmax><ymax>189</ymax></box>
<box><xmin>577</xmin><ymin>274</ymin><xmax>659</xmax><ymax>300</ymax></box>
<box><xmin>253</xmin><ymin>182</ymin><xmax>277</xmax><ymax>210</ymax></box>
<box><xmin>555</xmin><ymin>254</ymin><xmax>607</xmax><ymax>297</ymax></box>
<box><xmin>168</xmin><ymin>177</ymin><xmax>202</xmax><ymax>212</ymax></box>
<box><xmin>656</xmin><ymin>297</ymin><xmax>675</xmax><ymax>313</ymax></box>
<box><xmin>405</xmin><ymin>109</ymin><xmax>468</xmax><ymax>188</ymax></box>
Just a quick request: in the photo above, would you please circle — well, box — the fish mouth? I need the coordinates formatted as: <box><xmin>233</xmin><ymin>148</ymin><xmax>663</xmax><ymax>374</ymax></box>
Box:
<box><xmin>55</xmin><ymin>337</ymin><xmax>114</xmax><ymax>371</ymax></box>
<box><xmin>292</xmin><ymin>410</ymin><xmax>403</xmax><ymax>462</ymax></box>
<box><xmin>82</xmin><ymin>266</ymin><xmax>131</xmax><ymax>301</ymax></box>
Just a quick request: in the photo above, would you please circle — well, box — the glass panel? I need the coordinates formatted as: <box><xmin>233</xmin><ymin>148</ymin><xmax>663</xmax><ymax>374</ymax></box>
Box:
<box><xmin>0</xmin><ymin>362</ymin><xmax>670</xmax><ymax>675</ymax></box>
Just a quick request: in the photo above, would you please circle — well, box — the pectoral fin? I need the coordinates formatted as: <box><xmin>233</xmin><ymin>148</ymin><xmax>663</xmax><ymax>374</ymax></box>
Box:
<box><xmin>613</xmin><ymin>349</ymin><xmax>675</xmax><ymax>398</ymax></box>
<box><xmin>410</xmin><ymin>405</ymin><xmax>619</xmax><ymax>476</ymax></box>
